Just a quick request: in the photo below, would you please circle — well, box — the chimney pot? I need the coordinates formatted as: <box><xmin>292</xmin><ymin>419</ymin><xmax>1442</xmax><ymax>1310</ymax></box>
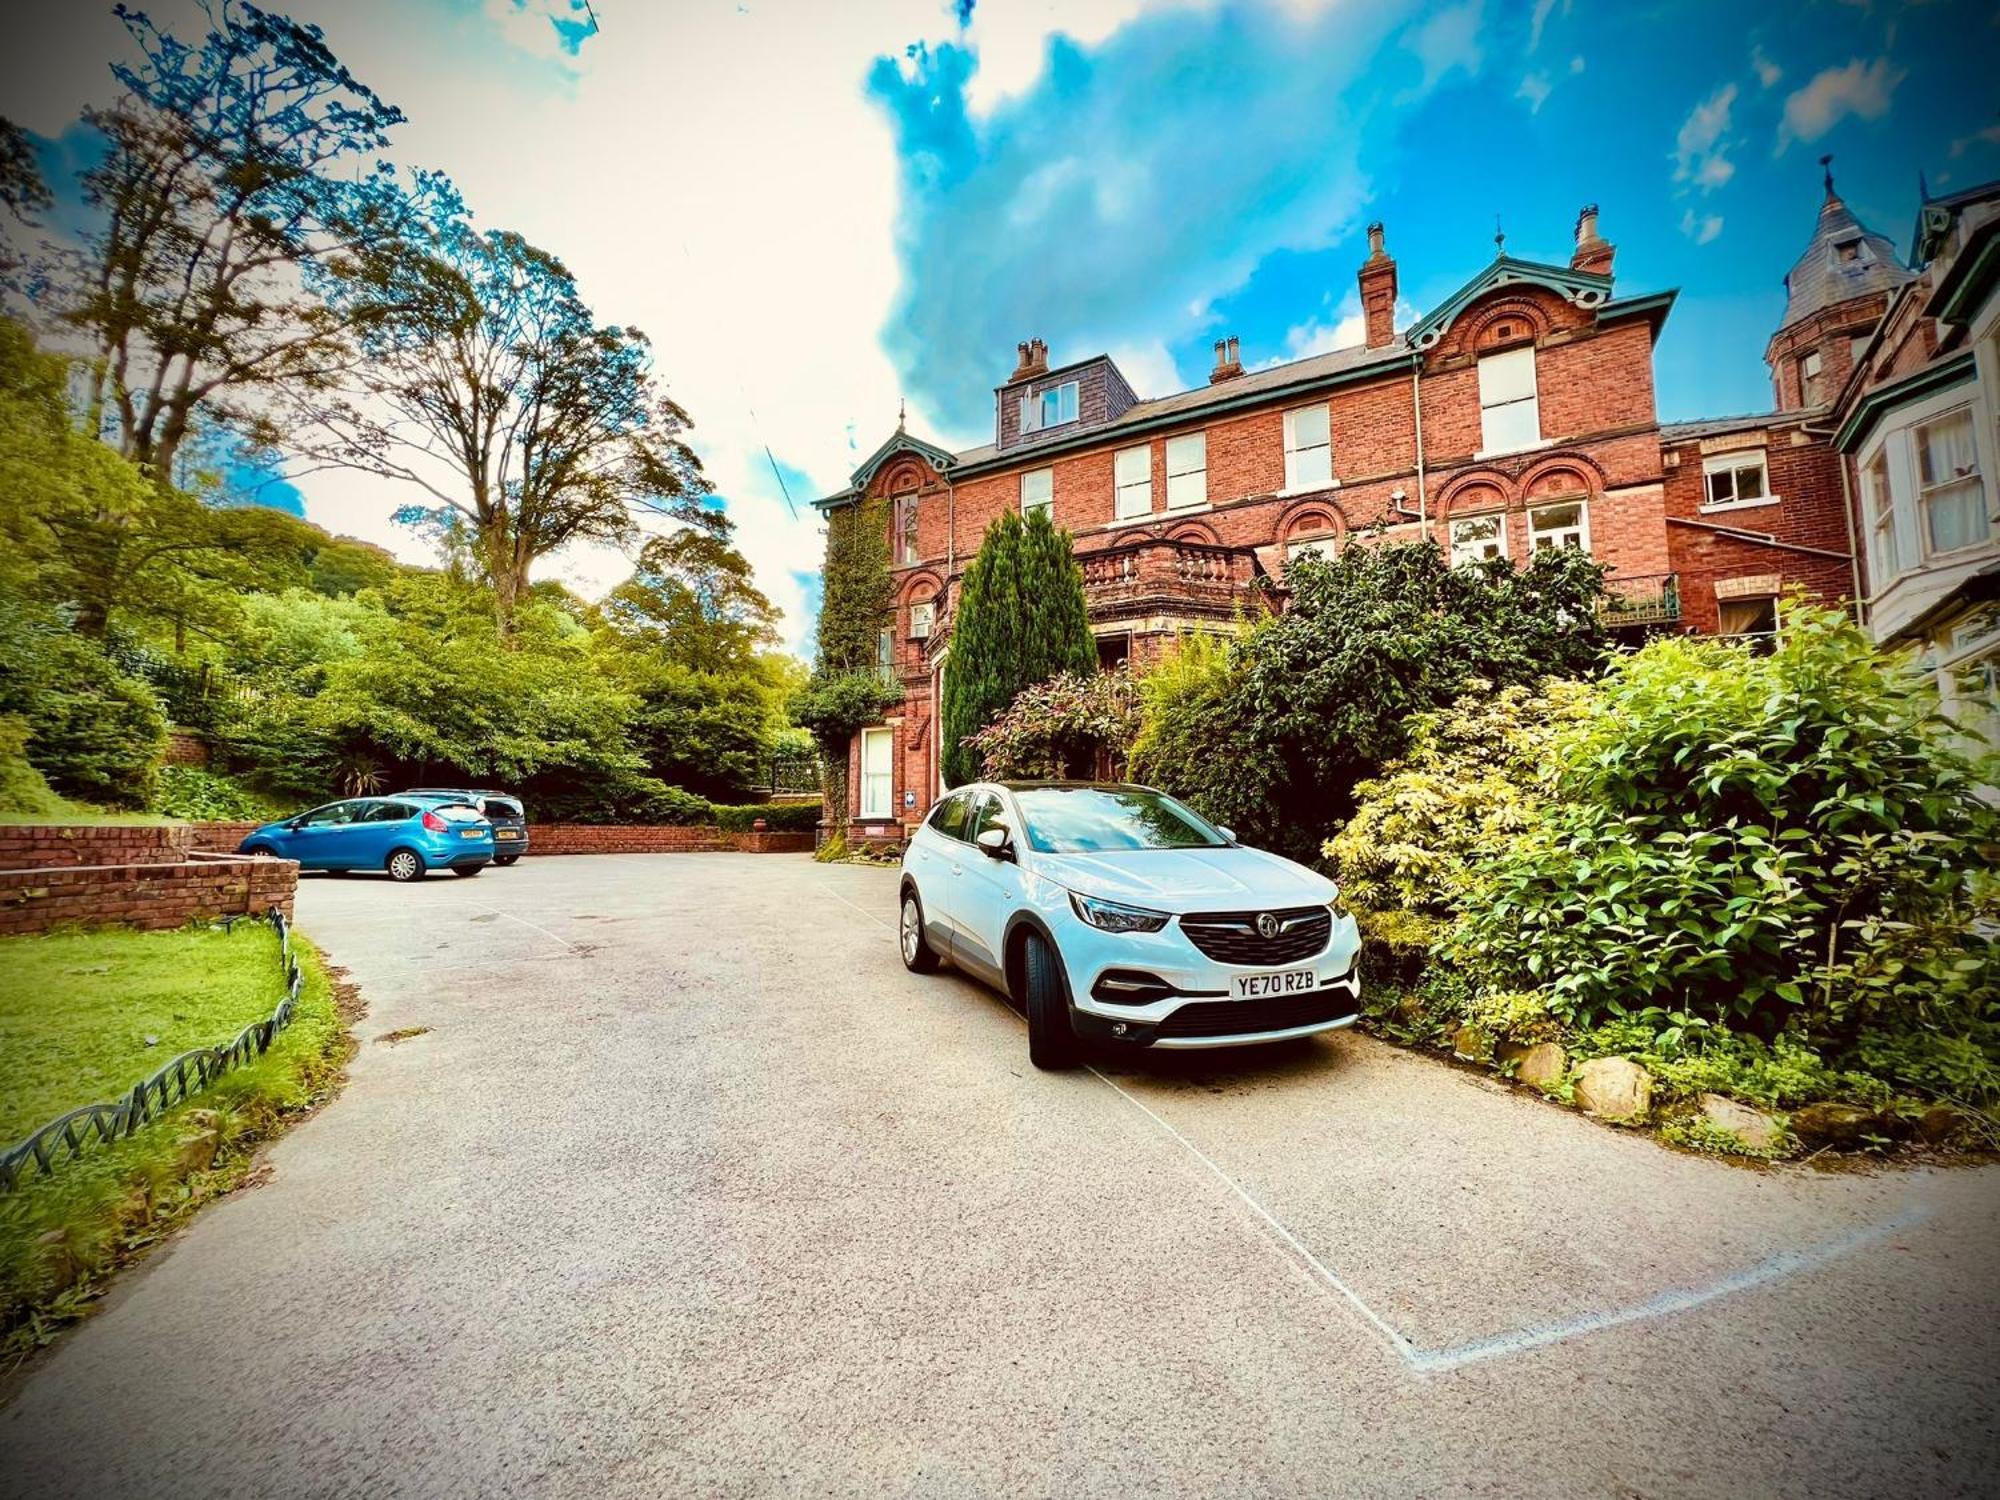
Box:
<box><xmin>1358</xmin><ymin>221</ymin><xmax>1398</xmax><ymax>349</ymax></box>
<box><xmin>1209</xmin><ymin>335</ymin><xmax>1245</xmax><ymax>383</ymax></box>
<box><xmin>1569</xmin><ymin>203</ymin><xmax>1614</xmax><ymax>276</ymax></box>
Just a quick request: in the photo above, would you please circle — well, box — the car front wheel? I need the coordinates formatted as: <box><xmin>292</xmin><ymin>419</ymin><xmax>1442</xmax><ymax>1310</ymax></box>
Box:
<box><xmin>1021</xmin><ymin>931</ymin><xmax>1079</xmax><ymax>1071</ymax></box>
<box><xmin>900</xmin><ymin>889</ymin><xmax>941</xmax><ymax>973</ymax></box>
<box><xmin>385</xmin><ymin>849</ymin><xmax>425</xmax><ymax>882</ymax></box>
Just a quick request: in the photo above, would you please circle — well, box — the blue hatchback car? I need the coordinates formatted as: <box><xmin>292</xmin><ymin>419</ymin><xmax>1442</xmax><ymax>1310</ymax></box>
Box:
<box><xmin>240</xmin><ymin>795</ymin><xmax>496</xmax><ymax>881</ymax></box>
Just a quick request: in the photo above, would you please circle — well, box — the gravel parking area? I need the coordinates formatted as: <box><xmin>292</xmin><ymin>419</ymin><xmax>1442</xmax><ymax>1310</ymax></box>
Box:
<box><xmin>2</xmin><ymin>854</ymin><xmax>1996</xmax><ymax>1497</ymax></box>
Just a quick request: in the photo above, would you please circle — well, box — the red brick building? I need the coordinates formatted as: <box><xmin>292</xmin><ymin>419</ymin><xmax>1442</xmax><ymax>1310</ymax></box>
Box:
<box><xmin>815</xmin><ymin>192</ymin><xmax>1884</xmax><ymax>845</ymax></box>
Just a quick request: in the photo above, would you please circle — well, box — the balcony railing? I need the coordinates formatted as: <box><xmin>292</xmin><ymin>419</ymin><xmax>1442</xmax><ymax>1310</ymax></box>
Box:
<box><xmin>1078</xmin><ymin>537</ymin><xmax>1263</xmax><ymax>616</ymax></box>
<box><xmin>1597</xmin><ymin>572</ymin><xmax>1681</xmax><ymax>627</ymax></box>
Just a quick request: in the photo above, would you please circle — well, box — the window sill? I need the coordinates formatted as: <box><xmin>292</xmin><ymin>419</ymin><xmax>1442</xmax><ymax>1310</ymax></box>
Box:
<box><xmin>1473</xmin><ymin>439</ymin><xmax>1554</xmax><ymax>462</ymax></box>
<box><xmin>1277</xmin><ymin>480</ymin><xmax>1339</xmax><ymax>498</ymax></box>
<box><xmin>1699</xmin><ymin>496</ymin><xmax>1782</xmax><ymax>516</ymax></box>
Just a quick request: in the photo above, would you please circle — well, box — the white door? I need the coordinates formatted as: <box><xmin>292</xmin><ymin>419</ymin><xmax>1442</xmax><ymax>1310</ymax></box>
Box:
<box><xmin>859</xmin><ymin>727</ymin><xmax>894</xmax><ymax>820</ymax></box>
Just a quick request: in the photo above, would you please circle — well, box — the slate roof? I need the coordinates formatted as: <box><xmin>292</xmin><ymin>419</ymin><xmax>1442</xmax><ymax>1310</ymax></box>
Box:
<box><xmin>1778</xmin><ymin>186</ymin><xmax>1913</xmax><ymax>331</ymax></box>
<box><xmin>1659</xmin><ymin>408</ymin><xmax>1824</xmax><ymax>441</ymax></box>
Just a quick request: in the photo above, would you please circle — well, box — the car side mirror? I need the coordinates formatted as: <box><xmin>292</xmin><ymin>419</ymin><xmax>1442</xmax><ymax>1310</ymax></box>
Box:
<box><xmin>287</xmin><ymin>817</ymin><xmax>308</xmax><ymax>830</ymax></box>
<box><xmin>1216</xmin><ymin>825</ymin><xmax>1236</xmax><ymax>844</ymax></box>
<box><xmin>975</xmin><ymin>827</ymin><xmax>1014</xmax><ymax>862</ymax></box>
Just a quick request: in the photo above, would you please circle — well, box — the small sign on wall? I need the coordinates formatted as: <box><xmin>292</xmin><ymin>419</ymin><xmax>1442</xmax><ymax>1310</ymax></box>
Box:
<box><xmin>904</xmin><ymin>790</ymin><xmax>916</xmax><ymax>807</ymax></box>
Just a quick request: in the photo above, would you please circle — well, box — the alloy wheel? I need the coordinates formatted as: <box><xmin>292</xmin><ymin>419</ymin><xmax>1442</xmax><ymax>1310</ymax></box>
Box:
<box><xmin>388</xmin><ymin>851</ymin><xmax>422</xmax><ymax>881</ymax></box>
<box><xmin>900</xmin><ymin>897</ymin><xmax>921</xmax><ymax>964</ymax></box>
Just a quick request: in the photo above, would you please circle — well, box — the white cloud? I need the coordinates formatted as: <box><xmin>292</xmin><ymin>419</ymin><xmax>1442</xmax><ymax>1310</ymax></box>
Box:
<box><xmin>1673</xmin><ymin>83</ymin><xmax>1737</xmax><ymax>192</ymax></box>
<box><xmin>1751</xmin><ymin>44</ymin><xmax>1782</xmax><ymax>89</ymax></box>
<box><xmin>1679</xmin><ymin>208</ymin><xmax>1724</xmax><ymax>245</ymax></box>
<box><xmin>1528</xmin><ymin>0</ymin><xmax>1559</xmax><ymax>51</ymax></box>
<box><xmin>957</xmin><ymin>0</ymin><xmax>1163</xmax><ymax>117</ymax></box>
<box><xmin>1103</xmin><ymin>340</ymin><xmax>1186</xmax><ymax>398</ymax></box>
<box><xmin>1517</xmin><ymin>71</ymin><xmax>1553</xmax><ymax>113</ymax></box>
<box><xmin>1778</xmin><ymin>56</ymin><xmax>1905</xmax><ymax>150</ymax></box>
<box><xmin>1949</xmin><ymin>123</ymin><xmax>2000</xmax><ymax>159</ymax></box>
<box><xmin>1407</xmin><ymin>0</ymin><xmax>1484</xmax><ymax>89</ymax></box>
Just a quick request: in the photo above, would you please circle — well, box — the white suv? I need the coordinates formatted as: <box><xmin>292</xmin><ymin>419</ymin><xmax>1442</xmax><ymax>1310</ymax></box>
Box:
<box><xmin>898</xmin><ymin>781</ymin><xmax>1362</xmax><ymax>1069</ymax></box>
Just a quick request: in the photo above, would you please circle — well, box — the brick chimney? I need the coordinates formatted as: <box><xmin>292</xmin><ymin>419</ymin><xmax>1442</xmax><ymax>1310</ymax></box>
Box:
<box><xmin>1209</xmin><ymin>336</ymin><xmax>1244</xmax><ymax>383</ymax></box>
<box><xmin>1009</xmin><ymin>337</ymin><xmax>1050</xmax><ymax>382</ymax></box>
<box><xmin>1571</xmin><ymin>203</ymin><xmax>1614</xmax><ymax>277</ymax></box>
<box><xmin>1358</xmin><ymin>221</ymin><xmax>1397</xmax><ymax>349</ymax></box>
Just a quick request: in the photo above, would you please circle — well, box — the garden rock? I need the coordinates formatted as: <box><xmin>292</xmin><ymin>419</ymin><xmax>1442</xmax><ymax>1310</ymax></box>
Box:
<box><xmin>1573</xmin><ymin>1057</ymin><xmax>1652</xmax><ymax>1122</ymax></box>
<box><xmin>1450</xmin><ymin>1024</ymin><xmax>1490</xmax><ymax>1062</ymax></box>
<box><xmin>1699</xmin><ymin>1093</ymin><xmax>1781</xmax><ymax>1153</ymax></box>
<box><xmin>1497</xmin><ymin>1040</ymin><xmax>1567</xmax><ymax>1091</ymax></box>
<box><xmin>1914</xmin><ymin>1105</ymin><xmax>1967</xmax><ymax>1146</ymax></box>
<box><xmin>1789</xmin><ymin>1102</ymin><xmax>1875</xmax><ymax>1150</ymax></box>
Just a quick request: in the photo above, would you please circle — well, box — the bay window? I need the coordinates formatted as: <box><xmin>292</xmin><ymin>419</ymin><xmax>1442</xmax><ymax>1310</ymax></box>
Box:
<box><xmin>1863</xmin><ymin>450</ymin><xmax>1901</xmax><ymax>581</ymax></box>
<box><xmin>1914</xmin><ymin>408</ymin><xmax>1987</xmax><ymax>555</ymax></box>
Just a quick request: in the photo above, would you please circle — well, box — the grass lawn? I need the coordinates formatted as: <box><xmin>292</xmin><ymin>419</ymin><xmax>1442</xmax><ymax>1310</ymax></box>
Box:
<box><xmin>0</xmin><ymin>921</ymin><xmax>349</xmax><ymax>1361</ymax></box>
<box><xmin>0</xmin><ymin>923</ymin><xmax>285</xmax><ymax>1142</ymax></box>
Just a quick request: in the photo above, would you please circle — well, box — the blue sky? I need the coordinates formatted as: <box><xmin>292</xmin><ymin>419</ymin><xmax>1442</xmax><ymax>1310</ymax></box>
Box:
<box><xmin>8</xmin><ymin>0</ymin><xmax>1995</xmax><ymax>655</ymax></box>
<box><xmin>871</xmin><ymin>0</ymin><xmax>2000</xmax><ymax>433</ymax></box>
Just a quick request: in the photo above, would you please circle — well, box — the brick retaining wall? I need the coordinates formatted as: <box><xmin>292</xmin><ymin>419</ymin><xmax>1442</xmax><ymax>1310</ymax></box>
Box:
<box><xmin>0</xmin><ymin>853</ymin><xmax>296</xmax><ymax>936</ymax></box>
<box><xmin>0</xmin><ymin>824</ymin><xmax>192</xmax><ymax>868</ymax></box>
<box><xmin>177</xmin><ymin>821</ymin><xmax>815</xmax><ymax>858</ymax></box>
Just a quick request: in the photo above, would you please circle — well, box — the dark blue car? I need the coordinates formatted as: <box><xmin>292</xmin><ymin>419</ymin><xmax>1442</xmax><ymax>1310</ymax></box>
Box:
<box><xmin>240</xmin><ymin>795</ymin><xmax>496</xmax><ymax>881</ymax></box>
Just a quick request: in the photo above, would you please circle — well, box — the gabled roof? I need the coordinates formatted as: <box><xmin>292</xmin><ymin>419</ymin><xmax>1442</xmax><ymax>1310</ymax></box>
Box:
<box><xmin>848</xmin><ymin>428</ymin><xmax>958</xmax><ymax>489</ymax></box>
<box><xmin>1777</xmin><ymin>181</ymin><xmax>1912</xmax><ymax>331</ymax></box>
<box><xmin>1404</xmin><ymin>255</ymin><xmax>1616</xmax><ymax>351</ymax></box>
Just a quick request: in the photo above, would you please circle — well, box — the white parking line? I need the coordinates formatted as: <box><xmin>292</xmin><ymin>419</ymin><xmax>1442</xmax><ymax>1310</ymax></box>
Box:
<box><xmin>828</xmin><ymin>878</ymin><xmax>1932</xmax><ymax>1376</ymax></box>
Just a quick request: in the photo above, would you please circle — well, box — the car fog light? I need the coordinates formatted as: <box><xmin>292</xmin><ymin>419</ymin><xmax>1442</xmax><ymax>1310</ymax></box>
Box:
<box><xmin>1112</xmin><ymin>1022</ymin><xmax>1128</xmax><ymax>1037</ymax></box>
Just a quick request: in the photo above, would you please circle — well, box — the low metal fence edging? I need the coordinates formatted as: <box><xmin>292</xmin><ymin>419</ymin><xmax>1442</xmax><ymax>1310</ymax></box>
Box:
<box><xmin>0</xmin><ymin>910</ymin><xmax>305</xmax><ymax>1194</ymax></box>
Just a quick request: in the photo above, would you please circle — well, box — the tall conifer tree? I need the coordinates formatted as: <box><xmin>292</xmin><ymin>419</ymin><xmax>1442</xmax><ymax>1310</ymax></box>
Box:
<box><xmin>940</xmin><ymin>508</ymin><xmax>1095</xmax><ymax>787</ymax></box>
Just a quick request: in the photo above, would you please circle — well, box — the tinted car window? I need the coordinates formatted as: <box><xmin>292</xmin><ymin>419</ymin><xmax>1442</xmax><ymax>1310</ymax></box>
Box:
<box><xmin>484</xmin><ymin>797</ymin><xmax>524</xmax><ymax>820</ymax></box>
<box><xmin>1013</xmin><ymin>787</ymin><xmax>1226</xmax><ymax>853</ymax></box>
<box><xmin>927</xmin><ymin>794</ymin><xmax>969</xmax><ymax>840</ymax></box>
<box><xmin>361</xmin><ymin>801</ymin><xmax>415</xmax><ymax>823</ymax></box>
<box><xmin>300</xmin><ymin>801</ymin><xmax>358</xmax><ymax>827</ymax></box>
<box><xmin>966</xmin><ymin>793</ymin><xmax>1009</xmax><ymax>843</ymax></box>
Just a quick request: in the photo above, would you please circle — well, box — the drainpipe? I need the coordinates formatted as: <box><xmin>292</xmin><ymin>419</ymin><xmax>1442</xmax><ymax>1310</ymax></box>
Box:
<box><xmin>1411</xmin><ymin>359</ymin><xmax>1429</xmax><ymax>532</ymax></box>
<box><xmin>1837</xmin><ymin>452</ymin><xmax>1866</xmax><ymax>629</ymax></box>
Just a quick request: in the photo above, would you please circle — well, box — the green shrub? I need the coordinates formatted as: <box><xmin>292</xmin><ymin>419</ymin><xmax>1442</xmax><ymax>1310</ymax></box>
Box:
<box><xmin>1447</xmin><ymin>604</ymin><xmax>2000</xmax><ymax>1042</ymax></box>
<box><xmin>0</xmin><ymin>716</ymin><xmax>69</xmax><ymax>818</ymax></box>
<box><xmin>1325</xmin><ymin>680</ymin><xmax>1594</xmax><ymax>915</ymax></box>
<box><xmin>965</xmin><ymin>668</ymin><xmax>1140</xmax><ymax>780</ymax></box>
<box><xmin>0</xmin><ymin>611</ymin><xmax>166</xmax><ymax>807</ymax></box>
<box><xmin>1128</xmin><ymin>630</ymin><xmax>1285</xmax><ymax>843</ymax></box>
<box><xmin>151</xmin><ymin>766</ymin><xmax>288</xmax><ymax>822</ymax></box>
<box><xmin>710</xmin><ymin>800</ymin><xmax>821</xmax><ymax>833</ymax></box>
<box><xmin>523</xmin><ymin>773</ymin><xmax>712</xmax><ymax>826</ymax></box>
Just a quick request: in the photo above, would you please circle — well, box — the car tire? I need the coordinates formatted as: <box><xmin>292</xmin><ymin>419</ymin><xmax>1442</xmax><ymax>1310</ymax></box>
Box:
<box><xmin>1021</xmin><ymin>931</ymin><xmax>1079</xmax><ymax>1071</ymax></box>
<box><xmin>385</xmin><ymin>849</ymin><xmax>425</xmax><ymax>883</ymax></box>
<box><xmin>242</xmin><ymin>842</ymin><xmax>277</xmax><ymax>858</ymax></box>
<box><xmin>900</xmin><ymin>888</ymin><xmax>941</xmax><ymax>974</ymax></box>
<box><xmin>494</xmin><ymin>854</ymin><xmax>521</xmax><ymax>867</ymax></box>
<box><xmin>452</xmin><ymin>864</ymin><xmax>484</xmax><ymax>878</ymax></box>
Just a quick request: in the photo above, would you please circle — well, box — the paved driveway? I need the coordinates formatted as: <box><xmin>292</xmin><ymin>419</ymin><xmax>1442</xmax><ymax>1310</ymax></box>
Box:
<box><xmin>3</xmin><ymin>854</ymin><xmax>1997</xmax><ymax>1497</ymax></box>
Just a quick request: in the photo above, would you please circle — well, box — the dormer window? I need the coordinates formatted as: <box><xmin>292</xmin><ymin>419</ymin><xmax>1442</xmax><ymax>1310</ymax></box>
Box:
<box><xmin>1835</xmin><ymin>238</ymin><xmax>1866</xmax><ymax>264</ymax></box>
<box><xmin>1020</xmin><ymin>381</ymin><xmax>1079</xmax><ymax>435</ymax></box>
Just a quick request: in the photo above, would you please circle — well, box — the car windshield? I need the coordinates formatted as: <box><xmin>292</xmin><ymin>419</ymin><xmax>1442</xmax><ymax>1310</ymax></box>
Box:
<box><xmin>1011</xmin><ymin>787</ymin><xmax>1228</xmax><ymax>854</ymax></box>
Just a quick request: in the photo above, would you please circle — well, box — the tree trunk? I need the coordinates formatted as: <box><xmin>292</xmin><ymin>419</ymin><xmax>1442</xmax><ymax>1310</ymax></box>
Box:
<box><xmin>816</xmin><ymin>743</ymin><xmax>849</xmax><ymax>851</ymax></box>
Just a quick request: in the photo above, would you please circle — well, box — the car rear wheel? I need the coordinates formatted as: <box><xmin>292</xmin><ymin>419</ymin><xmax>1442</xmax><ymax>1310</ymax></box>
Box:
<box><xmin>385</xmin><ymin>849</ymin><xmax>425</xmax><ymax>883</ymax></box>
<box><xmin>494</xmin><ymin>854</ymin><xmax>521</xmax><ymax>867</ymax></box>
<box><xmin>1021</xmin><ymin>931</ymin><xmax>1079</xmax><ymax>1071</ymax></box>
<box><xmin>452</xmin><ymin>864</ymin><xmax>484</xmax><ymax>878</ymax></box>
<box><xmin>900</xmin><ymin>889</ymin><xmax>941</xmax><ymax>974</ymax></box>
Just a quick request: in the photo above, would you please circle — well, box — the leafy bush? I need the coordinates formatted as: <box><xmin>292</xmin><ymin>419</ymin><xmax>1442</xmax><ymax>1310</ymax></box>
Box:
<box><xmin>0</xmin><ymin>717</ymin><xmax>69</xmax><ymax>818</ymax></box>
<box><xmin>966</xmin><ymin>669</ymin><xmax>1140</xmax><ymax>780</ymax></box>
<box><xmin>1325</xmin><ymin>680</ymin><xmax>1593</xmax><ymax>915</ymax></box>
<box><xmin>710</xmin><ymin>800</ymin><xmax>821</xmax><ymax>833</ymax></box>
<box><xmin>0</xmin><ymin>605</ymin><xmax>166</xmax><ymax>807</ymax></box>
<box><xmin>150</xmin><ymin>766</ymin><xmax>288</xmax><ymax>822</ymax></box>
<box><xmin>523</xmin><ymin>773</ymin><xmax>712</xmax><ymax>826</ymax></box>
<box><xmin>1133</xmin><ymin>543</ymin><xmax>1608</xmax><ymax>860</ymax></box>
<box><xmin>1448</xmin><ymin>605</ymin><xmax>2000</xmax><ymax>1042</ymax></box>
<box><xmin>1128</xmin><ymin>630</ymin><xmax>1286</xmax><ymax>843</ymax></box>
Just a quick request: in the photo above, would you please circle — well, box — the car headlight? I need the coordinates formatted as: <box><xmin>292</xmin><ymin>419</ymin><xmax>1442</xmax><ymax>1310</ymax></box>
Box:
<box><xmin>1328</xmin><ymin>886</ymin><xmax>1353</xmax><ymax>920</ymax></box>
<box><xmin>1068</xmin><ymin>892</ymin><xmax>1170</xmax><ymax>933</ymax></box>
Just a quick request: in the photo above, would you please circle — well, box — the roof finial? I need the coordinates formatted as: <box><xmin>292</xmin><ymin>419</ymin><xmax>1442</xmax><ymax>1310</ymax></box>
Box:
<box><xmin>1820</xmin><ymin>153</ymin><xmax>1837</xmax><ymax>203</ymax></box>
<box><xmin>897</xmin><ymin>395</ymin><xmax>906</xmax><ymax>431</ymax></box>
<box><xmin>1493</xmin><ymin>212</ymin><xmax>1505</xmax><ymax>257</ymax></box>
